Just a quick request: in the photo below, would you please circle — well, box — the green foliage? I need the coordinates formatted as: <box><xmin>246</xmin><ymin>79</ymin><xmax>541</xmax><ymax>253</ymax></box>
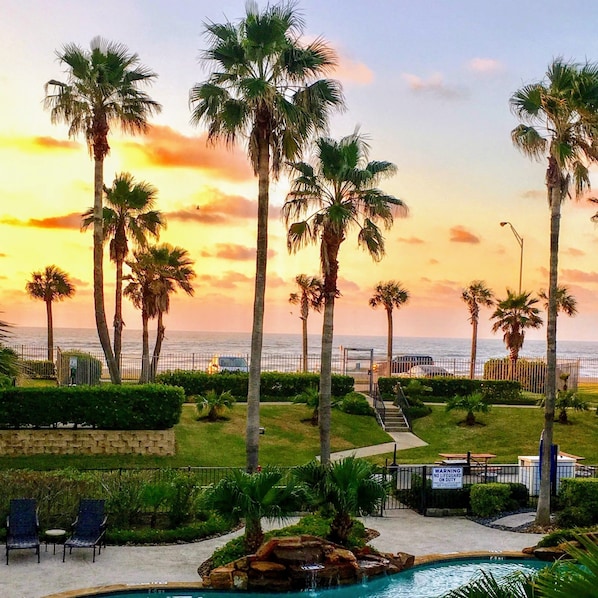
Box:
<box><xmin>483</xmin><ymin>358</ymin><xmax>546</xmax><ymax>393</ymax></box>
<box><xmin>339</xmin><ymin>392</ymin><xmax>374</xmax><ymax>416</ymax></box>
<box><xmin>211</xmin><ymin>535</ymin><xmax>247</xmax><ymax>568</ymax></box>
<box><xmin>506</xmin><ymin>483</ymin><xmax>529</xmax><ymax>509</ymax></box>
<box><xmin>469</xmin><ymin>483</ymin><xmax>511</xmax><ymax>517</ymax></box>
<box><xmin>377</xmin><ymin>376</ymin><xmax>524</xmax><ymax>403</ymax></box>
<box><xmin>556</xmin><ymin>478</ymin><xmax>598</xmax><ymax>527</ymax></box>
<box><xmin>20</xmin><ymin>359</ymin><xmax>56</xmax><ymax>379</ymax></box>
<box><xmin>157</xmin><ymin>370</ymin><xmax>354</xmax><ymax>400</ymax></box>
<box><xmin>396</xmin><ymin>472</ymin><xmax>471</xmax><ymax>512</ymax></box>
<box><xmin>445</xmin><ymin>392</ymin><xmax>491</xmax><ymax>426</ymax></box>
<box><xmin>196</xmin><ymin>389</ymin><xmax>236</xmax><ymax>421</ymax></box>
<box><xmin>0</xmin><ymin>346</ymin><xmax>18</xmax><ymax>379</ymax></box>
<box><xmin>59</xmin><ymin>350</ymin><xmax>102</xmax><ymax>385</ymax></box>
<box><xmin>0</xmin><ymin>384</ymin><xmax>184</xmax><ymax>429</ymax></box>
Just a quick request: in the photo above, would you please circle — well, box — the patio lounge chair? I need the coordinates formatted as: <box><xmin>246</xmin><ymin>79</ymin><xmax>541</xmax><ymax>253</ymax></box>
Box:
<box><xmin>6</xmin><ymin>498</ymin><xmax>40</xmax><ymax>565</ymax></box>
<box><xmin>63</xmin><ymin>499</ymin><xmax>107</xmax><ymax>562</ymax></box>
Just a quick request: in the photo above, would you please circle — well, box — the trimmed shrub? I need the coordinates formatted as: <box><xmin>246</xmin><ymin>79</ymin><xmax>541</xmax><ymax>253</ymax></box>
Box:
<box><xmin>506</xmin><ymin>482</ymin><xmax>529</xmax><ymax>509</ymax></box>
<box><xmin>20</xmin><ymin>359</ymin><xmax>56</xmax><ymax>379</ymax></box>
<box><xmin>396</xmin><ymin>472</ymin><xmax>471</xmax><ymax>512</ymax></box>
<box><xmin>59</xmin><ymin>350</ymin><xmax>102</xmax><ymax>385</ymax></box>
<box><xmin>483</xmin><ymin>358</ymin><xmax>545</xmax><ymax>394</ymax></box>
<box><xmin>470</xmin><ymin>483</ymin><xmax>511</xmax><ymax>517</ymax></box>
<box><xmin>339</xmin><ymin>392</ymin><xmax>374</xmax><ymax>415</ymax></box>
<box><xmin>0</xmin><ymin>384</ymin><xmax>184</xmax><ymax>429</ymax></box>
<box><xmin>556</xmin><ymin>478</ymin><xmax>598</xmax><ymax>527</ymax></box>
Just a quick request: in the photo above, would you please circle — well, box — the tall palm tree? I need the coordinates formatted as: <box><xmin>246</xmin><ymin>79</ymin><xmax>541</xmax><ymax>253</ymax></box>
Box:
<box><xmin>461</xmin><ymin>281</ymin><xmax>494</xmax><ymax>379</ymax></box>
<box><xmin>490</xmin><ymin>289</ymin><xmax>543</xmax><ymax>377</ymax></box>
<box><xmin>289</xmin><ymin>274</ymin><xmax>323</xmax><ymax>372</ymax></box>
<box><xmin>510</xmin><ymin>58</ymin><xmax>598</xmax><ymax>525</ymax></box>
<box><xmin>124</xmin><ymin>244</ymin><xmax>195</xmax><ymax>382</ymax></box>
<box><xmin>538</xmin><ymin>285</ymin><xmax>578</xmax><ymax>317</ymax></box>
<box><xmin>25</xmin><ymin>265</ymin><xmax>75</xmax><ymax>361</ymax></box>
<box><xmin>369</xmin><ymin>281</ymin><xmax>410</xmax><ymax>374</ymax></box>
<box><xmin>45</xmin><ymin>37</ymin><xmax>161</xmax><ymax>384</ymax></box>
<box><xmin>190</xmin><ymin>2</ymin><xmax>343</xmax><ymax>472</ymax></box>
<box><xmin>82</xmin><ymin>172</ymin><xmax>164</xmax><ymax>367</ymax></box>
<box><xmin>282</xmin><ymin>132</ymin><xmax>407</xmax><ymax>463</ymax></box>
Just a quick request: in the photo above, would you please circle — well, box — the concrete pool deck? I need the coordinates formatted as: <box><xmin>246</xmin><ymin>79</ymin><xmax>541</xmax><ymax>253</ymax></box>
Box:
<box><xmin>5</xmin><ymin>509</ymin><xmax>545</xmax><ymax>598</ymax></box>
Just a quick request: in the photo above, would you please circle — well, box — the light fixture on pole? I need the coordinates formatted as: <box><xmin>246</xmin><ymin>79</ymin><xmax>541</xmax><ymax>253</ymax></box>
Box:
<box><xmin>500</xmin><ymin>221</ymin><xmax>524</xmax><ymax>293</ymax></box>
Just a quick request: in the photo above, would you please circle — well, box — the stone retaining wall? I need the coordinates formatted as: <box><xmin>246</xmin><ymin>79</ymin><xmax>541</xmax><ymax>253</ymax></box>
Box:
<box><xmin>0</xmin><ymin>429</ymin><xmax>175</xmax><ymax>456</ymax></box>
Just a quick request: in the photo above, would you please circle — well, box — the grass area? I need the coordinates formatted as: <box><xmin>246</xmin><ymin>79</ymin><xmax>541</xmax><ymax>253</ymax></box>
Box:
<box><xmin>0</xmin><ymin>403</ymin><xmax>392</xmax><ymax>470</ymax></box>
<box><xmin>367</xmin><ymin>404</ymin><xmax>598</xmax><ymax>466</ymax></box>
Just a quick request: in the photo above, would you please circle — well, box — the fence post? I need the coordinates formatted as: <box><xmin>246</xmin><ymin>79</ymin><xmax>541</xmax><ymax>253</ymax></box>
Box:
<box><xmin>420</xmin><ymin>465</ymin><xmax>428</xmax><ymax>515</ymax></box>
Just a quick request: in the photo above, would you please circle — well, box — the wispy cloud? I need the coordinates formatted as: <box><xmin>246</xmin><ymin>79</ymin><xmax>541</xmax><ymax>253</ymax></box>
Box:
<box><xmin>397</xmin><ymin>236</ymin><xmax>425</xmax><ymax>244</ymax></box>
<box><xmin>123</xmin><ymin>125</ymin><xmax>253</xmax><ymax>181</ymax></box>
<box><xmin>521</xmin><ymin>189</ymin><xmax>544</xmax><ymax>199</ymax></box>
<box><xmin>467</xmin><ymin>58</ymin><xmax>504</xmax><ymax>74</ymax></box>
<box><xmin>0</xmin><ymin>135</ymin><xmax>80</xmax><ymax>152</ymax></box>
<box><xmin>200</xmin><ymin>244</ymin><xmax>277</xmax><ymax>261</ymax></box>
<box><xmin>449</xmin><ymin>225</ymin><xmax>480</xmax><ymax>244</ymax></box>
<box><xmin>198</xmin><ymin>271</ymin><xmax>252</xmax><ymax>289</ymax></box>
<box><xmin>565</xmin><ymin>247</ymin><xmax>586</xmax><ymax>257</ymax></box>
<box><xmin>402</xmin><ymin>72</ymin><xmax>467</xmax><ymax>99</ymax></box>
<box><xmin>334</xmin><ymin>54</ymin><xmax>374</xmax><ymax>85</ymax></box>
<box><xmin>0</xmin><ymin>212</ymin><xmax>82</xmax><ymax>229</ymax></box>
<box><xmin>561</xmin><ymin>269</ymin><xmax>598</xmax><ymax>283</ymax></box>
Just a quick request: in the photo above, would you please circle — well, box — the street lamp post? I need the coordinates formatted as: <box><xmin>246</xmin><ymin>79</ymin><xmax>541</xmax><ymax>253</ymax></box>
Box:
<box><xmin>500</xmin><ymin>221</ymin><xmax>524</xmax><ymax>293</ymax></box>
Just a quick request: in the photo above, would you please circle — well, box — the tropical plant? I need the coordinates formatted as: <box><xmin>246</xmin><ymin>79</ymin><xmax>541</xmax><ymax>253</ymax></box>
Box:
<box><xmin>445</xmin><ymin>392</ymin><xmax>491</xmax><ymax>426</ymax></box>
<box><xmin>282</xmin><ymin>131</ymin><xmax>406</xmax><ymax>463</ymax></box>
<box><xmin>0</xmin><ymin>317</ymin><xmax>17</xmax><ymax>384</ymax></box>
<box><xmin>45</xmin><ymin>37</ymin><xmax>161</xmax><ymax>384</ymax></box>
<box><xmin>538</xmin><ymin>388</ymin><xmax>589</xmax><ymax>424</ymax></box>
<box><xmin>490</xmin><ymin>290</ymin><xmax>543</xmax><ymax>378</ymax></box>
<box><xmin>369</xmin><ymin>281</ymin><xmax>410</xmax><ymax>374</ymax></box>
<box><xmin>293</xmin><ymin>457</ymin><xmax>386</xmax><ymax>545</ymax></box>
<box><xmin>289</xmin><ymin>274</ymin><xmax>323</xmax><ymax>372</ymax></box>
<box><xmin>538</xmin><ymin>285</ymin><xmax>578</xmax><ymax>317</ymax></box>
<box><xmin>124</xmin><ymin>244</ymin><xmax>195</xmax><ymax>382</ymax></box>
<box><xmin>82</xmin><ymin>172</ymin><xmax>164</xmax><ymax>366</ymax></box>
<box><xmin>442</xmin><ymin>569</ymin><xmax>536</xmax><ymax>598</ymax></box>
<box><xmin>203</xmin><ymin>468</ymin><xmax>304</xmax><ymax>553</ymax></box>
<box><xmin>510</xmin><ymin>58</ymin><xmax>598</xmax><ymax>525</ymax></box>
<box><xmin>25</xmin><ymin>265</ymin><xmax>75</xmax><ymax>361</ymax></box>
<box><xmin>197</xmin><ymin>389</ymin><xmax>236</xmax><ymax>421</ymax></box>
<box><xmin>190</xmin><ymin>2</ymin><xmax>343</xmax><ymax>472</ymax></box>
<box><xmin>461</xmin><ymin>281</ymin><xmax>494</xmax><ymax>379</ymax></box>
<box><xmin>292</xmin><ymin>384</ymin><xmax>340</xmax><ymax>426</ymax></box>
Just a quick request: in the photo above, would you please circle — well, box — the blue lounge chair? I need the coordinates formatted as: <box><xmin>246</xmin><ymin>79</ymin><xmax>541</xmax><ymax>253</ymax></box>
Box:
<box><xmin>63</xmin><ymin>499</ymin><xmax>107</xmax><ymax>562</ymax></box>
<box><xmin>6</xmin><ymin>498</ymin><xmax>40</xmax><ymax>565</ymax></box>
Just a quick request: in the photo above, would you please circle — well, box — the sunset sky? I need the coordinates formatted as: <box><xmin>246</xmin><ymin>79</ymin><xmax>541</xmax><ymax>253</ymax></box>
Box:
<box><xmin>3</xmin><ymin>0</ymin><xmax>598</xmax><ymax>343</ymax></box>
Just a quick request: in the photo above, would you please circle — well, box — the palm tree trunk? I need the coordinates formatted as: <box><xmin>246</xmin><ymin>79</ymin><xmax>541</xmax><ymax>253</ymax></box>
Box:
<box><xmin>536</xmin><ymin>161</ymin><xmax>561</xmax><ymax>526</ymax></box>
<box><xmin>150</xmin><ymin>311</ymin><xmax>165</xmax><ymax>382</ymax></box>
<box><xmin>301</xmin><ymin>316</ymin><xmax>308</xmax><ymax>373</ymax></box>
<box><xmin>114</xmin><ymin>257</ymin><xmax>124</xmax><ymax>369</ymax></box>
<box><xmin>386</xmin><ymin>308</ymin><xmax>393</xmax><ymax>375</ymax></box>
<box><xmin>246</xmin><ymin>135</ymin><xmax>270</xmax><ymax>473</ymax></box>
<box><xmin>45</xmin><ymin>299</ymin><xmax>53</xmax><ymax>362</ymax></box>
<box><xmin>93</xmin><ymin>156</ymin><xmax>121</xmax><ymax>384</ymax></box>
<box><xmin>469</xmin><ymin>318</ymin><xmax>478</xmax><ymax>379</ymax></box>
<box><xmin>140</xmin><ymin>308</ymin><xmax>150</xmax><ymax>383</ymax></box>
<box><xmin>244</xmin><ymin>518</ymin><xmax>264</xmax><ymax>554</ymax></box>
<box><xmin>320</xmin><ymin>295</ymin><xmax>334</xmax><ymax>464</ymax></box>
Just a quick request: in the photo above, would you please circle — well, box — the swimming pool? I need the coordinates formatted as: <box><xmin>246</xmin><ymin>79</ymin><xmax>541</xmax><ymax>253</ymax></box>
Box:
<box><xmin>71</xmin><ymin>557</ymin><xmax>547</xmax><ymax>598</ymax></box>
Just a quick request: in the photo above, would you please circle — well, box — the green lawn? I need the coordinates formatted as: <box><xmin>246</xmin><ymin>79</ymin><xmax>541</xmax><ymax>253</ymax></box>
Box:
<box><xmin>0</xmin><ymin>403</ymin><xmax>392</xmax><ymax>470</ymax></box>
<box><xmin>368</xmin><ymin>404</ymin><xmax>598</xmax><ymax>465</ymax></box>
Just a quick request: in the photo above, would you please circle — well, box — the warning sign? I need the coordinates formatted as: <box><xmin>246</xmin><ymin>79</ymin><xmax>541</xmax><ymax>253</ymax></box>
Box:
<box><xmin>432</xmin><ymin>467</ymin><xmax>463</xmax><ymax>489</ymax></box>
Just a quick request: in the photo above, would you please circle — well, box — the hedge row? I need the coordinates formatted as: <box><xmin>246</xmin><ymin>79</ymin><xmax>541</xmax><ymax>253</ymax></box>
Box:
<box><xmin>378</xmin><ymin>377</ymin><xmax>525</xmax><ymax>403</ymax></box>
<box><xmin>556</xmin><ymin>478</ymin><xmax>598</xmax><ymax>527</ymax></box>
<box><xmin>156</xmin><ymin>370</ymin><xmax>354</xmax><ymax>400</ymax></box>
<box><xmin>0</xmin><ymin>384</ymin><xmax>184</xmax><ymax>429</ymax></box>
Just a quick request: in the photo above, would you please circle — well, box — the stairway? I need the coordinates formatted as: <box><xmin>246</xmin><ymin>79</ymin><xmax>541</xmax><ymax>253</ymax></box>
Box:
<box><xmin>380</xmin><ymin>402</ymin><xmax>410</xmax><ymax>433</ymax></box>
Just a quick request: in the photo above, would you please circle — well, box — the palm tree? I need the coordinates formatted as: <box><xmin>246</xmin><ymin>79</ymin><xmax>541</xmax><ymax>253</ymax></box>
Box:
<box><xmin>82</xmin><ymin>172</ymin><xmax>164</xmax><ymax>368</ymax></box>
<box><xmin>25</xmin><ymin>265</ymin><xmax>75</xmax><ymax>361</ymax></box>
<box><xmin>289</xmin><ymin>274</ymin><xmax>323</xmax><ymax>372</ymax></box>
<box><xmin>369</xmin><ymin>281</ymin><xmax>410</xmax><ymax>374</ymax></box>
<box><xmin>124</xmin><ymin>244</ymin><xmax>195</xmax><ymax>382</ymax></box>
<box><xmin>45</xmin><ymin>37</ymin><xmax>161</xmax><ymax>384</ymax></box>
<box><xmin>538</xmin><ymin>285</ymin><xmax>578</xmax><ymax>317</ymax></box>
<box><xmin>293</xmin><ymin>457</ymin><xmax>386</xmax><ymax>545</ymax></box>
<box><xmin>510</xmin><ymin>58</ymin><xmax>598</xmax><ymax>525</ymax></box>
<box><xmin>197</xmin><ymin>389</ymin><xmax>236</xmax><ymax>421</ymax></box>
<box><xmin>490</xmin><ymin>289</ymin><xmax>543</xmax><ymax>377</ymax></box>
<box><xmin>445</xmin><ymin>392</ymin><xmax>491</xmax><ymax>426</ymax></box>
<box><xmin>461</xmin><ymin>281</ymin><xmax>494</xmax><ymax>379</ymax></box>
<box><xmin>203</xmin><ymin>468</ymin><xmax>304</xmax><ymax>553</ymax></box>
<box><xmin>190</xmin><ymin>2</ymin><xmax>344</xmax><ymax>473</ymax></box>
<box><xmin>282</xmin><ymin>132</ymin><xmax>407</xmax><ymax>463</ymax></box>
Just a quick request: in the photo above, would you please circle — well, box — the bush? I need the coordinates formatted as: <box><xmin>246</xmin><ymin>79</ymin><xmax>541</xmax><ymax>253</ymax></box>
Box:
<box><xmin>339</xmin><ymin>392</ymin><xmax>374</xmax><ymax>415</ymax></box>
<box><xmin>20</xmin><ymin>359</ymin><xmax>56</xmax><ymax>379</ymax></box>
<box><xmin>396</xmin><ymin>472</ymin><xmax>471</xmax><ymax>512</ymax></box>
<box><xmin>483</xmin><ymin>358</ymin><xmax>546</xmax><ymax>394</ymax></box>
<box><xmin>58</xmin><ymin>350</ymin><xmax>102</xmax><ymax>385</ymax></box>
<box><xmin>0</xmin><ymin>384</ymin><xmax>184</xmax><ymax>429</ymax></box>
<box><xmin>506</xmin><ymin>483</ymin><xmax>529</xmax><ymax>509</ymax></box>
<box><xmin>555</xmin><ymin>478</ymin><xmax>598</xmax><ymax>527</ymax></box>
<box><xmin>470</xmin><ymin>483</ymin><xmax>511</xmax><ymax>517</ymax></box>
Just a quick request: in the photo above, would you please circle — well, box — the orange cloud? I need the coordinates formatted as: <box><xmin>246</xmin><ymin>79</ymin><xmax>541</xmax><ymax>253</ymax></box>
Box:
<box><xmin>565</xmin><ymin>247</ymin><xmax>585</xmax><ymax>257</ymax></box>
<box><xmin>467</xmin><ymin>58</ymin><xmax>504</xmax><ymax>74</ymax></box>
<box><xmin>333</xmin><ymin>54</ymin><xmax>374</xmax><ymax>85</ymax></box>
<box><xmin>429</xmin><ymin>258</ymin><xmax>439</xmax><ymax>265</ymax></box>
<box><xmin>521</xmin><ymin>189</ymin><xmax>544</xmax><ymax>199</ymax></box>
<box><xmin>0</xmin><ymin>252</ymin><xmax>6</xmax><ymax>257</ymax></box>
<box><xmin>449</xmin><ymin>226</ymin><xmax>480</xmax><ymax>244</ymax></box>
<box><xmin>0</xmin><ymin>135</ymin><xmax>80</xmax><ymax>152</ymax></box>
<box><xmin>403</xmin><ymin>73</ymin><xmax>467</xmax><ymax>99</ymax></box>
<box><xmin>200</xmin><ymin>244</ymin><xmax>276</xmax><ymax>261</ymax></box>
<box><xmin>561</xmin><ymin>269</ymin><xmax>598</xmax><ymax>283</ymax></box>
<box><xmin>198</xmin><ymin>271</ymin><xmax>253</xmax><ymax>289</ymax></box>
<box><xmin>33</xmin><ymin>136</ymin><xmax>81</xmax><ymax>150</ymax></box>
<box><xmin>397</xmin><ymin>236</ymin><xmax>424</xmax><ymax>244</ymax></box>
<box><xmin>0</xmin><ymin>212</ymin><xmax>82</xmax><ymax>229</ymax></box>
<box><xmin>123</xmin><ymin>125</ymin><xmax>253</xmax><ymax>181</ymax></box>
<box><xmin>337</xmin><ymin>277</ymin><xmax>360</xmax><ymax>293</ymax></box>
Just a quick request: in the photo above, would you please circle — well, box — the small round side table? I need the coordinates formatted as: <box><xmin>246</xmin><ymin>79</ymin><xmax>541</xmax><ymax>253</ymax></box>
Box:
<box><xmin>45</xmin><ymin>529</ymin><xmax>67</xmax><ymax>554</ymax></box>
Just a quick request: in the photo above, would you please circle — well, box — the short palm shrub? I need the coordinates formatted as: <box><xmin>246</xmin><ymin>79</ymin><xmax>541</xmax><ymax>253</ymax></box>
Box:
<box><xmin>446</xmin><ymin>392</ymin><xmax>490</xmax><ymax>425</ymax></box>
<box><xmin>196</xmin><ymin>389</ymin><xmax>236</xmax><ymax>421</ymax></box>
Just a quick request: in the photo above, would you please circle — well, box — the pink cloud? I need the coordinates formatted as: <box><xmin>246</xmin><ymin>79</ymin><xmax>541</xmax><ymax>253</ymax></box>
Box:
<box><xmin>200</xmin><ymin>244</ymin><xmax>277</xmax><ymax>261</ymax></box>
<box><xmin>0</xmin><ymin>212</ymin><xmax>82</xmax><ymax>229</ymax></box>
<box><xmin>403</xmin><ymin>73</ymin><xmax>467</xmax><ymax>99</ymax></box>
<box><xmin>565</xmin><ymin>247</ymin><xmax>585</xmax><ymax>257</ymax></box>
<box><xmin>449</xmin><ymin>226</ymin><xmax>480</xmax><ymax>244</ymax></box>
<box><xmin>467</xmin><ymin>58</ymin><xmax>504</xmax><ymax>74</ymax></box>
<box><xmin>397</xmin><ymin>236</ymin><xmax>424</xmax><ymax>244</ymax></box>
<box><xmin>333</xmin><ymin>55</ymin><xmax>374</xmax><ymax>85</ymax></box>
<box><xmin>561</xmin><ymin>269</ymin><xmax>598</xmax><ymax>283</ymax></box>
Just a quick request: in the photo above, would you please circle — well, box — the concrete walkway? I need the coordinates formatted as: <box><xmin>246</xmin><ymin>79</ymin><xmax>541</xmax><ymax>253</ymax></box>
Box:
<box><xmin>5</xmin><ymin>510</ymin><xmax>545</xmax><ymax>598</ymax></box>
<box><xmin>329</xmin><ymin>431</ymin><xmax>428</xmax><ymax>461</ymax></box>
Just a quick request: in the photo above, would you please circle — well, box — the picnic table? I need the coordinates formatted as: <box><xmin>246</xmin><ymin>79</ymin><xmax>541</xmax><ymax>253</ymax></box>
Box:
<box><xmin>438</xmin><ymin>452</ymin><xmax>496</xmax><ymax>465</ymax></box>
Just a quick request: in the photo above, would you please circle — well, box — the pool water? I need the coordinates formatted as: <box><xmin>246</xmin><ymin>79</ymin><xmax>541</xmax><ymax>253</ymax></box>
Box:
<box><xmin>81</xmin><ymin>558</ymin><xmax>547</xmax><ymax>598</ymax></box>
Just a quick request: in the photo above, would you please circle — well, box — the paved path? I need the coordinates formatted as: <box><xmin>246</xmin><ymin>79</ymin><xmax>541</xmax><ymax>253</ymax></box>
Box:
<box><xmin>7</xmin><ymin>510</ymin><xmax>544</xmax><ymax>598</ymax></box>
<box><xmin>329</xmin><ymin>431</ymin><xmax>428</xmax><ymax>461</ymax></box>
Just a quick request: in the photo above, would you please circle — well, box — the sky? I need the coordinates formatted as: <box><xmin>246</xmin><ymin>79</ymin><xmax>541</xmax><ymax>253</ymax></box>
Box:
<box><xmin>2</xmin><ymin>0</ymin><xmax>598</xmax><ymax>344</ymax></box>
